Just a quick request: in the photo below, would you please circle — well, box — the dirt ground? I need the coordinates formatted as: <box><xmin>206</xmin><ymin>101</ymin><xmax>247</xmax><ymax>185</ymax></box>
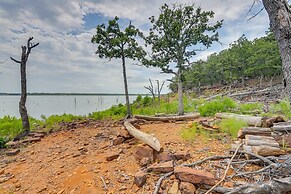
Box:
<box><xmin>0</xmin><ymin>120</ymin><xmax>231</xmax><ymax>194</ymax></box>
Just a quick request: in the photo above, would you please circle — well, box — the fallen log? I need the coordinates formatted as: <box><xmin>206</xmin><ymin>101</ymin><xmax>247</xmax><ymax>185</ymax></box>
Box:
<box><xmin>124</xmin><ymin>121</ymin><xmax>161</xmax><ymax>151</ymax></box>
<box><xmin>252</xmin><ymin>145</ymin><xmax>285</xmax><ymax>156</ymax></box>
<box><xmin>134</xmin><ymin>113</ymin><xmax>200</xmax><ymax>122</ymax></box>
<box><xmin>215</xmin><ymin>113</ymin><xmax>263</xmax><ymax>126</ymax></box>
<box><xmin>245</xmin><ymin>135</ymin><xmax>279</xmax><ymax>148</ymax></box>
<box><xmin>216</xmin><ymin>113</ymin><xmax>285</xmax><ymax>127</ymax></box>
<box><xmin>273</xmin><ymin>124</ymin><xmax>291</xmax><ymax>133</ymax></box>
<box><xmin>237</xmin><ymin>127</ymin><xmax>272</xmax><ymax>139</ymax></box>
<box><xmin>226</xmin><ymin>177</ymin><xmax>291</xmax><ymax>194</ymax></box>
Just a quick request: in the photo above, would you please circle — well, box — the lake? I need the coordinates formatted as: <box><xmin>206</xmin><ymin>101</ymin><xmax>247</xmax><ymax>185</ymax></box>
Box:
<box><xmin>0</xmin><ymin>95</ymin><xmax>138</xmax><ymax>119</ymax></box>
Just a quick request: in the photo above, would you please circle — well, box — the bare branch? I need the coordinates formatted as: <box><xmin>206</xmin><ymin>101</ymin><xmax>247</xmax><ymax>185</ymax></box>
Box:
<box><xmin>0</xmin><ymin>59</ymin><xmax>8</xmax><ymax>64</ymax></box>
<box><xmin>10</xmin><ymin>57</ymin><xmax>21</xmax><ymax>64</ymax></box>
<box><xmin>247</xmin><ymin>8</ymin><xmax>264</xmax><ymax>21</ymax></box>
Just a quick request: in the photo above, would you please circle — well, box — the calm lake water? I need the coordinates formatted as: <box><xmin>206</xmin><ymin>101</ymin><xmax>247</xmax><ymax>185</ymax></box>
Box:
<box><xmin>0</xmin><ymin>95</ymin><xmax>138</xmax><ymax>119</ymax></box>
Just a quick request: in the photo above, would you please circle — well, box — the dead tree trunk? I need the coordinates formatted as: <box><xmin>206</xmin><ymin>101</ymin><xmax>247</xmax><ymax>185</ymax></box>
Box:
<box><xmin>144</xmin><ymin>79</ymin><xmax>155</xmax><ymax>102</ymax></box>
<box><xmin>262</xmin><ymin>0</ymin><xmax>291</xmax><ymax>102</ymax></box>
<box><xmin>10</xmin><ymin>37</ymin><xmax>39</xmax><ymax>139</ymax></box>
<box><xmin>156</xmin><ymin>80</ymin><xmax>165</xmax><ymax>106</ymax></box>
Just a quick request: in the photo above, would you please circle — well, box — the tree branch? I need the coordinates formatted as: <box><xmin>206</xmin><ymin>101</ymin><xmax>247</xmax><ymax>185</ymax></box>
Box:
<box><xmin>10</xmin><ymin>57</ymin><xmax>21</xmax><ymax>64</ymax></box>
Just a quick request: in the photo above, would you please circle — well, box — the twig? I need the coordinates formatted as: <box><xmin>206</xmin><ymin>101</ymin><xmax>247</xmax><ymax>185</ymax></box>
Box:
<box><xmin>233</xmin><ymin>164</ymin><xmax>272</xmax><ymax>177</ymax></box>
<box><xmin>237</xmin><ymin>150</ymin><xmax>275</xmax><ymax>166</ymax></box>
<box><xmin>182</xmin><ymin>155</ymin><xmax>232</xmax><ymax>167</ymax></box>
<box><xmin>205</xmin><ymin>144</ymin><xmax>242</xmax><ymax>194</ymax></box>
<box><xmin>153</xmin><ymin>171</ymin><xmax>173</xmax><ymax>194</ymax></box>
<box><xmin>99</xmin><ymin>176</ymin><xmax>107</xmax><ymax>191</ymax></box>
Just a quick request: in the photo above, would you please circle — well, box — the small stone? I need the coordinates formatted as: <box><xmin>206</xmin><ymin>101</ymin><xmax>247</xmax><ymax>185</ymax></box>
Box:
<box><xmin>156</xmin><ymin>152</ymin><xmax>173</xmax><ymax>162</ymax></box>
<box><xmin>179</xmin><ymin>182</ymin><xmax>196</xmax><ymax>194</ymax></box>
<box><xmin>174</xmin><ymin>166</ymin><xmax>215</xmax><ymax>185</ymax></box>
<box><xmin>6</xmin><ymin>149</ymin><xmax>20</xmax><ymax>156</ymax></box>
<box><xmin>21</xmin><ymin>137</ymin><xmax>41</xmax><ymax>143</ymax></box>
<box><xmin>15</xmin><ymin>183</ymin><xmax>21</xmax><ymax>188</ymax></box>
<box><xmin>113</xmin><ymin>137</ymin><xmax>125</xmax><ymax>146</ymax></box>
<box><xmin>147</xmin><ymin>161</ymin><xmax>174</xmax><ymax>173</ymax></box>
<box><xmin>0</xmin><ymin>169</ymin><xmax>4</xmax><ymax>175</ymax></box>
<box><xmin>57</xmin><ymin>189</ymin><xmax>65</xmax><ymax>194</ymax></box>
<box><xmin>106</xmin><ymin>151</ymin><xmax>120</xmax><ymax>161</ymax></box>
<box><xmin>133</xmin><ymin>145</ymin><xmax>154</xmax><ymax>163</ymax></box>
<box><xmin>168</xmin><ymin>181</ymin><xmax>179</xmax><ymax>194</ymax></box>
<box><xmin>139</xmin><ymin>157</ymin><xmax>151</xmax><ymax>167</ymax></box>
<box><xmin>134</xmin><ymin>171</ymin><xmax>147</xmax><ymax>187</ymax></box>
<box><xmin>119</xmin><ymin>186</ymin><xmax>127</xmax><ymax>191</ymax></box>
<box><xmin>173</xmin><ymin>151</ymin><xmax>191</xmax><ymax>161</ymax></box>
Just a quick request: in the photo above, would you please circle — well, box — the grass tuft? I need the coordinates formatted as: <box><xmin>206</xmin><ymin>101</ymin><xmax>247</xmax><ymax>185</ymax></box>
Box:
<box><xmin>219</xmin><ymin>118</ymin><xmax>247</xmax><ymax>139</ymax></box>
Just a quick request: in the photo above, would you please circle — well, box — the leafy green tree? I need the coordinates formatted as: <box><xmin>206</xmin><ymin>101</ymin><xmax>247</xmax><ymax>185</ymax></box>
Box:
<box><xmin>144</xmin><ymin>3</ymin><xmax>222</xmax><ymax>115</ymax></box>
<box><xmin>91</xmin><ymin>17</ymin><xmax>146</xmax><ymax>118</ymax></box>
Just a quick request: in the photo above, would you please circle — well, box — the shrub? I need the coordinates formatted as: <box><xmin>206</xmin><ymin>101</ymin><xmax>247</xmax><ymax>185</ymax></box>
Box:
<box><xmin>198</xmin><ymin>97</ymin><xmax>237</xmax><ymax>116</ymax></box>
<box><xmin>219</xmin><ymin>118</ymin><xmax>247</xmax><ymax>139</ymax></box>
<box><xmin>237</xmin><ymin>102</ymin><xmax>263</xmax><ymax>114</ymax></box>
<box><xmin>269</xmin><ymin>99</ymin><xmax>291</xmax><ymax>118</ymax></box>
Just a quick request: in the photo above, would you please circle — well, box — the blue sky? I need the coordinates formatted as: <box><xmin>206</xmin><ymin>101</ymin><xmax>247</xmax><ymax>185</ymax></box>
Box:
<box><xmin>0</xmin><ymin>0</ymin><xmax>270</xmax><ymax>93</ymax></box>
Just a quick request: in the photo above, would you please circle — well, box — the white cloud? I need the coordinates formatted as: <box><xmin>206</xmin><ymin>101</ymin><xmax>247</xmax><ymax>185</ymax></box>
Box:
<box><xmin>0</xmin><ymin>0</ymin><xmax>270</xmax><ymax>94</ymax></box>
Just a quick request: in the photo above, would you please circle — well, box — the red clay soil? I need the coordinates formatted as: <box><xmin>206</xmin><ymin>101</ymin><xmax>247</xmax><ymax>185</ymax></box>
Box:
<box><xmin>0</xmin><ymin>121</ymin><xmax>230</xmax><ymax>194</ymax></box>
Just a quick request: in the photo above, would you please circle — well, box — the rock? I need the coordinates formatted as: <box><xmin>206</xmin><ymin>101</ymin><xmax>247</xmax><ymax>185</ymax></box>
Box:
<box><xmin>21</xmin><ymin>137</ymin><xmax>41</xmax><ymax>143</ymax></box>
<box><xmin>118</xmin><ymin>127</ymin><xmax>133</xmax><ymax>139</ymax></box>
<box><xmin>140</xmin><ymin>157</ymin><xmax>151</xmax><ymax>167</ymax></box>
<box><xmin>134</xmin><ymin>145</ymin><xmax>154</xmax><ymax>163</ymax></box>
<box><xmin>134</xmin><ymin>171</ymin><xmax>147</xmax><ymax>187</ymax></box>
<box><xmin>168</xmin><ymin>181</ymin><xmax>180</xmax><ymax>194</ymax></box>
<box><xmin>112</xmin><ymin>137</ymin><xmax>125</xmax><ymax>145</ymax></box>
<box><xmin>105</xmin><ymin>151</ymin><xmax>120</xmax><ymax>161</ymax></box>
<box><xmin>5</xmin><ymin>141</ymin><xmax>21</xmax><ymax>148</ymax></box>
<box><xmin>0</xmin><ymin>173</ymin><xmax>14</xmax><ymax>183</ymax></box>
<box><xmin>147</xmin><ymin>161</ymin><xmax>174</xmax><ymax>173</ymax></box>
<box><xmin>0</xmin><ymin>169</ymin><xmax>4</xmax><ymax>175</ymax></box>
<box><xmin>174</xmin><ymin>166</ymin><xmax>215</xmax><ymax>185</ymax></box>
<box><xmin>156</xmin><ymin>152</ymin><xmax>173</xmax><ymax>162</ymax></box>
<box><xmin>173</xmin><ymin>151</ymin><xmax>191</xmax><ymax>161</ymax></box>
<box><xmin>6</xmin><ymin>149</ymin><xmax>20</xmax><ymax>156</ymax></box>
<box><xmin>179</xmin><ymin>182</ymin><xmax>196</xmax><ymax>194</ymax></box>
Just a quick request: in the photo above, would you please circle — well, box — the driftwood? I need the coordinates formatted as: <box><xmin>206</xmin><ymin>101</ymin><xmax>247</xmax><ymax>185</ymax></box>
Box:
<box><xmin>124</xmin><ymin>121</ymin><xmax>161</xmax><ymax>151</ymax></box>
<box><xmin>245</xmin><ymin>135</ymin><xmax>279</xmax><ymax>148</ymax></box>
<box><xmin>226</xmin><ymin>177</ymin><xmax>291</xmax><ymax>194</ymax></box>
<box><xmin>134</xmin><ymin>113</ymin><xmax>200</xmax><ymax>122</ymax></box>
<box><xmin>238</xmin><ymin>127</ymin><xmax>272</xmax><ymax>139</ymax></box>
<box><xmin>216</xmin><ymin>113</ymin><xmax>263</xmax><ymax>126</ymax></box>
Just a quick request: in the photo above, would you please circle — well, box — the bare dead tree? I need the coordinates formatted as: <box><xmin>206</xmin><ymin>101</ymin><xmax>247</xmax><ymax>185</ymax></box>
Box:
<box><xmin>11</xmin><ymin>37</ymin><xmax>39</xmax><ymax>139</ymax></box>
<box><xmin>144</xmin><ymin>78</ymin><xmax>156</xmax><ymax>101</ymax></box>
<box><xmin>156</xmin><ymin>80</ymin><xmax>165</xmax><ymax>106</ymax></box>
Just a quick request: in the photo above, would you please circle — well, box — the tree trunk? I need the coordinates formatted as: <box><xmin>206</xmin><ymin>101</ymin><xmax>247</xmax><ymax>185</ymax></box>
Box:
<box><xmin>10</xmin><ymin>37</ymin><xmax>39</xmax><ymax>140</ymax></box>
<box><xmin>134</xmin><ymin>113</ymin><xmax>200</xmax><ymax>121</ymax></box>
<box><xmin>121</xmin><ymin>55</ymin><xmax>132</xmax><ymax>118</ymax></box>
<box><xmin>237</xmin><ymin>127</ymin><xmax>272</xmax><ymax>139</ymax></box>
<box><xmin>19</xmin><ymin>50</ymin><xmax>30</xmax><ymax>134</ymax></box>
<box><xmin>177</xmin><ymin>70</ymin><xmax>184</xmax><ymax>115</ymax></box>
<box><xmin>262</xmin><ymin>0</ymin><xmax>291</xmax><ymax>102</ymax></box>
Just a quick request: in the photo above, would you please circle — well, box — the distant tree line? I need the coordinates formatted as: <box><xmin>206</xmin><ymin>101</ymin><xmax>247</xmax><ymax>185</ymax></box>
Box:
<box><xmin>169</xmin><ymin>32</ymin><xmax>282</xmax><ymax>92</ymax></box>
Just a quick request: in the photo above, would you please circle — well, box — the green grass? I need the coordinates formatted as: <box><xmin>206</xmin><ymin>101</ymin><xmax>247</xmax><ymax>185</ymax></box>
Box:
<box><xmin>219</xmin><ymin>118</ymin><xmax>248</xmax><ymax>139</ymax></box>
<box><xmin>180</xmin><ymin>122</ymin><xmax>211</xmax><ymax>142</ymax></box>
<box><xmin>197</xmin><ymin>97</ymin><xmax>237</xmax><ymax>116</ymax></box>
<box><xmin>237</xmin><ymin>102</ymin><xmax>263</xmax><ymax>114</ymax></box>
<box><xmin>269</xmin><ymin>98</ymin><xmax>291</xmax><ymax>118</ymax></box>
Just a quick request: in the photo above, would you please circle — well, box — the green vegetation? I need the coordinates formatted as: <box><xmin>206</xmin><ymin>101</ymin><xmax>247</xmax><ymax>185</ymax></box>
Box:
<box><xmin>144</xmin><ymin>3</ymin><xmax>222</xmax><ymax>115</ymax></box>
<box><xmin>180</xmin><ymin>122</ymin><xmax>211</xmax><ymax>142</ymax></box>
<box><xmin>2</xmin><ymin>95</ymin><xmax>291</xmax><ymax>146</ymax></box>
<box><xmin>197</xmin><ymin>97</ymin><xmax>237</xmax><ymax>116</ymax></box>
<box><xmin>219</xmin><ymin>118</ymin><xmax>248</xmax><ymax>139</ymax></box>
<box><xmin>174</xmin><ymin>32</ymin><xmax>281</xmax><ymax>92</ymax></box>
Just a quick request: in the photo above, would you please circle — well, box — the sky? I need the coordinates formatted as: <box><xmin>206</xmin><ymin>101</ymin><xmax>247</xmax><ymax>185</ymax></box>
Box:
<box><xmin>0</xmin><ymin>0</ymin><xmax>270</xmax><ymax>94</ymax></box>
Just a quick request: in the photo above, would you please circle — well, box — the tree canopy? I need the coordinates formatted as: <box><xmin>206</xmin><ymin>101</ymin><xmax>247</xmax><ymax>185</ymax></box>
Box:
<box><xmin>144</xmin><ymin>3</ymin><xmax>222</xmax><ymax>115</ymax></box>
<box><xmin>91</xmin><ymin>17</ymin><xmax>146</xmax><ymax>117</ymax></box>
<box><xmin>179</xmin><ymin>32</ymin><xmax>281</xmax><ymax>92</ymax></box>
